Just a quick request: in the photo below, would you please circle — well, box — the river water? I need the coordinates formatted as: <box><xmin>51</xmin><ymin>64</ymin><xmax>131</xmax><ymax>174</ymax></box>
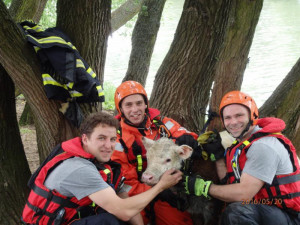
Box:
<box><xmin>105</xmin><ymin>0</ymin><xmax>300</xmax><ymax>107</ymax></box>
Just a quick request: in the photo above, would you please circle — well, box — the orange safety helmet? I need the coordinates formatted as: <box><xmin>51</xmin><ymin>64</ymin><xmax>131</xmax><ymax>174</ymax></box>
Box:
<box><xmin>114</xmin><ymin>81</ymin><xmax>148</xmax><ymax>115</ymax></box>
<box><xmin>219</xmin><ymin>90</ymin><xmax>259</xmax><ymax>126</ymax></box>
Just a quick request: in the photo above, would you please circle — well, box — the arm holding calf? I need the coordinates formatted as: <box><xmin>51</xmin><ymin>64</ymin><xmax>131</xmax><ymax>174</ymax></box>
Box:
<box><xmin>89</xmin><ymin>168</ymin><xmax>182</xmax><ymax>221</ymax></box>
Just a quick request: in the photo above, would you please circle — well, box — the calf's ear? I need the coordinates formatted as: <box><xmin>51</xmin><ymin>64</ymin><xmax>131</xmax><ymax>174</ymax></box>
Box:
<box><xmin>177</xmin><ymin>145</ymin><xmax>193</xmax><ymax>160</ymax></box>
<box><xmin>142</xmin><ymin>137</ymin><xmax>155</xmax><ymax>149</ymax></box>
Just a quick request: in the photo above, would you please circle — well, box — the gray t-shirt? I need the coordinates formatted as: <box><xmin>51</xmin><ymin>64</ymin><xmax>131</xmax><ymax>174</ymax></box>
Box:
<box><xmin>242</xmin><ymin>126</ymin><xmax>293</xmax><ymax>184</ymax></box>
<box><xmin>44</xmin><ymin>157</ymin><xmax>110</xmax><ymax>200</ymax></box>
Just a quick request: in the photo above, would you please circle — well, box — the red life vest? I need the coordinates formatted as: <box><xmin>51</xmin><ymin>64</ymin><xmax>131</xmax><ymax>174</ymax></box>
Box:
<box><xmin>116</xmin><ymin>108</ymin><xmax>190</xmax><ymax>179</ymax></box>
<box><xmin>21</xmin><ymin>137</ymin><xmax>124</xmax><ymax>225</ymax></box>
<box><xmin>225</xmin><ymin>118</ymin><xmax>300</xmax><ymax>215</ymax></box>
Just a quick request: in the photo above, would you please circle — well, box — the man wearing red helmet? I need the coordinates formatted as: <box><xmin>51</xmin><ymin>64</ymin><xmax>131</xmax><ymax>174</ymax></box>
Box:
<box><xmin>184</xmin><ymin>91</ymin><xmax>300</xmax><ymax>225</ymax></box>
<box><xmin>112</xmin><ymin>81</ymin><xmax>198</xmax><ymax>225</ymax></box>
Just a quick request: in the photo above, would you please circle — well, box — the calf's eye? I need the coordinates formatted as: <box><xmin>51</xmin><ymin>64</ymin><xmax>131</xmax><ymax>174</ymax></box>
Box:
<box><xmin>166</xmin><ymin>159</ymin><xmax>171</xmax><ymax>163</ymax></box>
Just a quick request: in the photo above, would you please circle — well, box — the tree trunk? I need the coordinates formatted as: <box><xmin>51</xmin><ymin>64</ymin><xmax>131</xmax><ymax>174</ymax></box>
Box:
<box><xmin>56</xmin><ymin>0</ymin><xmax>111</xmax><ymax>114</ymax></box>
<box><xmin>123</xmin><ymin>0</ymin><xmax>166</xmax><ymax>85</ymax></box>
<box><xmin>0</xmin><ymin>2</ymin><xmax>77</xmax><ymax>162</ymax></box>
<box><xmin>9</xmin><ymin>0</ymin><xmax>49</xmax><ymax>126</ymax></box>
<box><xmin>9</xmin><ymin>0</ymin><xmax>48</xmax><ymax>23</ymax></box>
<box><xmin>150</xmin><ymin>0</ymin><xmax>233</xmax><ymax>133</ymax></box>
<box><xmin>0</xmin><ymin>1</ymin><xmax>59</xmax><ymax>222</ymax></box>
<box><xmin>0</xmin><ymin>66</ymin><xmax>31</xmax><ymax>225</ymax></box>
<box><xmin>259</xmin><ymin>58</ymin><xmax>300</xmax><ymax>154</ymax></box>
<box><xmin>111</xmin><ymin>0</ymin><xmax>145</xmax><ymax>33</ymax></box>
<box><xmin>207</xmin><ymin>0</ymin><xmax>263</xmax><ymax>132</ymax></box>
<box><xmin>57</xmin><ymin>0</ymin><xmax>110</xmax><ymax>86</ymax></box>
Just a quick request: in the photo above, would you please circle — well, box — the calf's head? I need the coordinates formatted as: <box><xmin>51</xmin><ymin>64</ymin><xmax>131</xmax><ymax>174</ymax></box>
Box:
<box><xmin>141</xmin><ymin>137</ymin><xmax>193</xmax><ymax>186</ymax></box>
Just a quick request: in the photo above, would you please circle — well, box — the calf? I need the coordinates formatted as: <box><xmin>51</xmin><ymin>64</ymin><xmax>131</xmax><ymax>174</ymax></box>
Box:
<box><xmin>141</xmin><ymin>131</ymin><xmax>234</xmax><ymax>225</ymax></box>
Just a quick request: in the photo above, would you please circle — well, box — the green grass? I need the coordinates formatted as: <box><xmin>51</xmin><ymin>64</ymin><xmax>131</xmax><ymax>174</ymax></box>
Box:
<box><xmin>20</xmin><ymin>127</ymin><xmax>33</xmax><ymax>134</ymax></box>
<box><xmin>103</xmin><ymin>82</ymin><xmax>116</xmax><ymax>110</ymax></box>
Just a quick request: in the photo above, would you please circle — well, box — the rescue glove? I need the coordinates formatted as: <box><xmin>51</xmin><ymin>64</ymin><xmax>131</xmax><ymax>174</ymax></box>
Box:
<box><xmin>197</xmin><ymin>130</ymin><xmax>225</xmax><ymax>161</ymax></box>
<box><xmin>176</xmin><ymin>134</ymin><xmax>198</xmax><ymax>150</ymax></box>
<box><xmin>183</xmin><ymin>175</ymin><xmax>212</xmax><ymax>199</ymax></box>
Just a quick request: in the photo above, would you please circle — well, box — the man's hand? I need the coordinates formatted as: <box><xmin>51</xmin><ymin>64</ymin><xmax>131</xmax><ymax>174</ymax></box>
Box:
<box><xmin>157</xmin><ymin>168</ymin><xmax>183</xmax><ymax>191</ymax></box>
<box><xmin>197</xmin><ymin>130</ymin><xmax>225</xmax><ymax>161</ymax></box>
<box><xmin>184</xmin><ymin>175</ymin><xmax>212</xmax><ymax>199</ymax></box>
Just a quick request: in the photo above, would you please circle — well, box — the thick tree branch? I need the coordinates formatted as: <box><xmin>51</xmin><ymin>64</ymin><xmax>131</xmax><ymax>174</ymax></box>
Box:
<box><xmin>111</xmin><ymin>0</ymin><xmax>145</xmax><ymax>33</ymax></box>
<box><xmin>123</xmin><ymin>0</ymin><xmax>166</xmax><ymax>85</ymax></box>
<box><xmin>260</xmin><ymin>57</ymin><xmax>300</xmax><ymax>152</ymax></box>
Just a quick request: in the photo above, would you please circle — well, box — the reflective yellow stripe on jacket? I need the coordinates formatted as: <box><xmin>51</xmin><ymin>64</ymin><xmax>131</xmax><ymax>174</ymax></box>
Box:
<box><xmin>42</xmin><ymin>74</ymin><xmax>68</xmax><ymax>90</ymax></box>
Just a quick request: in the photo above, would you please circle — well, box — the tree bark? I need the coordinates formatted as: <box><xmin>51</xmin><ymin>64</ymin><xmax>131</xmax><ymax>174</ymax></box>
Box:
<box><xmin>111</xmin><ymin>0</ymin><xmax>145</xmax><ymax>33</ymax></box>
<box><xmin>208</xmin><ymin>0</ymin><xmax>263</xmax><ymax>132</ymax></box>
<box><xmin>259</xmin><ymin>58</ymin><xmax>300</xmax><ymax>154</ymax></box>
<box><xmin>0</xmin><ymin>1</ymin><xmax>57</xmax><ymax>222</ymax></box>
<box><xmin>9</xmin><ymin>0</ymin><xmax>49</xmax><ymax>126</ymax></box>
<box><xmin>57</xmin><ymin>0</ymin><xmax>110</xmax><ymax>86</ymax></box>
<box><xmin>123</xmin><ymin>0</ymin><xmax>166</xmax><ymax>85</ymax></box>
<box><xmin>0</xmin><ymin>65</ymin><xmax>31</xmax><ymax>225</ymax></box>
<box><xmin>150</xmin><ymin>0</ymin><xmax>233</xmax><ymax>133</ymax></box>
<box><xmin>0</xmin><ymin>2</ymin><xmax>77</xmax><ymax>161</ymax></box>
<box><xmin>56</xmin><ymin>0</ymin><xmax>111</xmax><ymax>114</ymax></box>
<box><xmin>9</xmin><ymin>0</ymin><xmax>48</xmax><ymax>23</ymax></box>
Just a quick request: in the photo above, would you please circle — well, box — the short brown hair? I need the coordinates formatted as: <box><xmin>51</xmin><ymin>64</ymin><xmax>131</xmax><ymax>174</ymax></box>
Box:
<box><xmin>79</xmin><ymin>111</ymin><xmax>119</xmax><ymax>137</ymax></box>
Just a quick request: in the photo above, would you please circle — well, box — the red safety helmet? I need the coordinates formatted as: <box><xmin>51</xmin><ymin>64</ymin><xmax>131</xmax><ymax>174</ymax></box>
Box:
<box><xmin>114</xmin><ymin>81</ymin><xmax>148</xmax><ymax>115</ymax></box>
<box><xmin>219</xmin><ymin>90</ymin><xmax>259</xmax><ymax>126</ymax></box>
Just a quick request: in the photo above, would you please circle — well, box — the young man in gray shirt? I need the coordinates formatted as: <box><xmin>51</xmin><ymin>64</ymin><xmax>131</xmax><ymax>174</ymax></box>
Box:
<box><xmin>22</xmin><ymin>112</ymin><xmax>182</xmax><ymax>225</ymax></box>
<box><xmin>184</xmin><ymin>91</ymin><xmax>300</xmax><ymax>225</ymax></box>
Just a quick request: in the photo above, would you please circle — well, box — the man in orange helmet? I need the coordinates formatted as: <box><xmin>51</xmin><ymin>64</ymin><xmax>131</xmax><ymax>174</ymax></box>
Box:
<box><xmin>183</xmin><ymin>90</ymin><xmax>300</xmax><ymax>225</ymax></box>
<box><xmin>112</xmin><ymin>81</ymin><xmax>198</xmax><ymax>225</ymax></box>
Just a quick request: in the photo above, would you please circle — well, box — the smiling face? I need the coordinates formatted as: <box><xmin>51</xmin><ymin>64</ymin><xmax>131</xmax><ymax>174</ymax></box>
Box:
<box><xmin>82</xmin><ymin>124</ymin><xmax>117</xmax><ymax>162</ymax></box>
<box><xmin>120</xmin><ymin>94</ymin><xmax>147</xmax><ymax>126</ymax></box>
<box><xmin>222</xmin><ymin>104</ymin><xmax>254</xmax><ymax>140</ymax></box>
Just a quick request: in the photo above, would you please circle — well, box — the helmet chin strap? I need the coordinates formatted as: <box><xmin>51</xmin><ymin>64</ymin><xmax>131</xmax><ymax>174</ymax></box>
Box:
<box><xmin>235</xmin><ymin>120</ymin><xmax>252</xmax><ymax>141</ymax></box>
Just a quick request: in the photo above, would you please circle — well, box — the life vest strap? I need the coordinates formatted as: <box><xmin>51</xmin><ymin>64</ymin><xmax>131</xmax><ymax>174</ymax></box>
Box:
<box><xmin>275</xmin><ymin>174</ymin><xmax>300</xmax><ymax>185</ymax></box>
<box><xmin>276</xmin><ymin>192</ymin><xmax>300</xmax><ymax>200</ymax></box>
<box><xmin>127</xmin><ymin>157</ymin><xmax>147</xmax><ymax>166</ymax></box>
<box><xmin>26</xmin><ymin>200</ymin><xmax>57</xmax><ymax>225</ymax></box>
<box><xmin>229</xmin><ymin>132</ymin><xmax>291</xmax><ymax>182</ymax></box>
<box><xmin>32</xmin><ymin>184</ymin><xmax>79</xmax><ymax>209</ymax></box>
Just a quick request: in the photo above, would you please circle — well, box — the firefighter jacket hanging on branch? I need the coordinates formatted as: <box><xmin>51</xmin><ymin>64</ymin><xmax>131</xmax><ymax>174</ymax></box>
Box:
<box><xmin>19</xmin><ymin>21</ymin><xmax>105</xmax><ymax>127</ymax></box>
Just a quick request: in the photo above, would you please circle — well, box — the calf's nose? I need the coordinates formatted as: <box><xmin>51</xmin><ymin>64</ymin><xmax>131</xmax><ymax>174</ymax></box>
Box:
<box><xmin>141</xmin><ymin>173</ymin><xmax>153</xmax><ymax>183</ymax></box>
